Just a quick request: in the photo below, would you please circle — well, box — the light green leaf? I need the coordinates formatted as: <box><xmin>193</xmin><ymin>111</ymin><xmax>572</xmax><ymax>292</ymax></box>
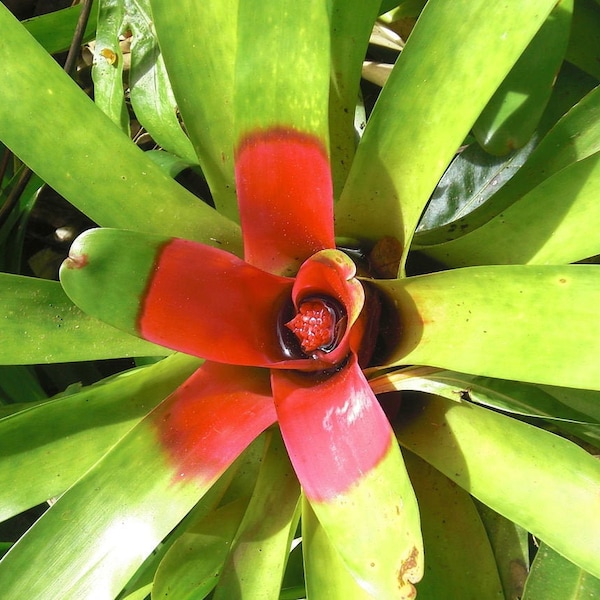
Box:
<box><xmin>0</xmin><ymin>4</ymin><xmax>241</xmax><ymax>250</ymax></box>
<box><xmin>371</xmin><ymin>368</ymin><xmax>600</xmax><ymax>425</ymax></box>
<box><xmin>0</xmin><ymin>353</ymin><xmax>199</xmax><ymax>521</ymax></box>
<box><xmin>127</xmin><ymin>0</ymin><xmax>198</xmax><ymax>164</ymax></box>
<box><xmin>404</xmin><ymin>452</ymin><xmax>504</xmax><ymax>599</ymax></box>
<box><xmin>373</xmin><ymin>265</ymin><xmax>600</xmax><ymax>390</ymax></box>
<box><xmin>473</xmin><ymin>0</ymin><xmax>573</xmax><ymax>155</ymax></box>
<box><xmin>235</xmin><ymin>0</ymin><xmax>330</xmax><ymax>143</ymax></box>
<box><xmin>149</xmin><ymin>0</ymin><xmax>239</xmax><ymax>221</ymax></box>
<box><xmin>302</xmin><ymin>498</ymin><xmax>376</xmax><ymax>599</ymax></box>
<box><xmin>23</xmin><ymin>3</ymin><xmax>98</xmax><ymax>55</ymax></box>
<box><xmin>0</xmin><ymin>273</ymin><xmax>168</xmax><ymax>364</ymax></box>
<box><xmin>92</xmin><ymin>0</ymin><xmax>130</xmax><ymax>132</ymax></box>
<box><xmin>328</xmin><ymin>0</ymin><xmax>381</xmax><ymax>196</ymax></box>
<box><xmin>522</xmin><ymin>542</ymin><xmax>600</xmax><ymax>600</ymax></box>
<box><xmin>130</xmin><ymin>437</ymin><xmax>265</xmax><ymax>600</ymax></box>
<box><xmin>420</xmin><ymin>149</ymin><xmax>600</xmax><ymax>266</ymax></box>
<box><xmin>415</xmin><ymin>80</ymin><xmax>600</xmax><ymax>249</ymax></box>
<box><xmin>336</xmin><ymin>0</ymin><xmax>558</xmax><ymax>271</ymax></box>
<box><xmin>152</xmin><ymin>499</ymin><xmax>248</xmax><ymax>600</ymax></box>
<box><xmin>395</xmin><ymin>394</ymin><xmax>600</xmax><ymax>580</ymax></box>
<box><xmin>566</xmin><ymin>0</ymin><xmax>600</xmax><ymax>80</ymax></box>
<box><xmin>213</xmin><ymin>429</ymin><xmax>301</xmax><ymax>599</ymax></box>
<box><xmin>0</xmin><ymin>392</ymin><xmax>226</xmax><ymax>597</ymax></box>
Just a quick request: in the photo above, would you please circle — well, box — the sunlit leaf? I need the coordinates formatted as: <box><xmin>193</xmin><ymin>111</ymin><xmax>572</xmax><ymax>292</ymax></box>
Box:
<box><xmin>373</xmin><ymin>265</ymin><xmax>600</xmax><ymax>390</ymax></box>
<box><xmin>404</xmin><ymin>452</ymin><xmax>504</xmax><ymax>599</ymax></box>
<box><xmin>0</xmin><ymin>363</ymin><xmax>274</xmax><ymax>597</ymax></box>
<box><xmin>0</xmin><ymin>4</ymin><xmax>241</xmax><ymax>250</ymax></box>
<box><xmin>336</xmin><ymin>0</ymin><xmax>558</xmax><ymax>271</ymax></box>
<box><xmin>473</xmin><ymin>0</ymin><xmax>573</xmax><ymax>155</ymax></box>
<box><xmin>302</xmin><ymin>498</ymin><xmax>375</xmax><ymax>599</ymax></box>
<box><xmin>395</xmin><ymin>394</ymin><xmax>600</xmax><ymax>580</ymax></box>
<box><xmin>213</xmin><ymin>429</ymin><xmax>301</xmax><ymax>599</ymax></box>
<box><xmin>0</xmin><ymin>353</ymin><xmax>199</xmax><ymax>521</ymax></box>
<box><xmin>149</xmin><ymin>0</ymin><xmax>239</xmax><ymax>220</ymax></box>
<box><xmin>0</xmin><ymin>273</ymin><xmax>167</xmax><ymax>364</ymax></box>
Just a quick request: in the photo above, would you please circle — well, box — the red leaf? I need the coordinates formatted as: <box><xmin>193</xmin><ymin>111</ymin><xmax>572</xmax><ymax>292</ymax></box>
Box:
<box><xmin>152</xmin><ymin>361</ymin><xmax>276</xmax><ymax>481</ymax></box>
<box><xmin>235</xmin><ymin>128</ymin><xmax>335</xmax><ymax>275</ymax></box>
<box><xmin>272</xmin><ymin>354</ymin><xmax>394</xmax><ymax>501</ymax></box>
<box><xmin>139</xmin><ymin>238</ymin><xmax>293</xmax><ymax>367</ymax></box>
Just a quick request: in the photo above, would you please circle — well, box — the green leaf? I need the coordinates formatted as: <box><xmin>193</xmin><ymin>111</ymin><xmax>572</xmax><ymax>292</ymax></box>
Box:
<box><xmin>0</xmin><ymin>273</ymin><xmax>168</xmax><ymax>364</ymax></box>
<box><xmin>0</xmin><ymin>353</ymin><xmax>199</xmax><ymax>521</ymax></box>
<box><xmin>0</xmin><ymin>4</ymin><xmax>241</xmax><ymax>250</ymax></box>
<box><xmin>566</xmin><ymin>0</ymin><xmax>600</xmax><ymax>80</ymax></box>
<box><xmin>328</xmin><ymin>0</ymin><xmax>380</xmax><ymax>196</ymax></box>
<box><xmin>302</xmin><ymin>498</ymin><xmax>376</xmax><ymax>599</ymax></box>
<box><xmin>92</xmin><ymin>0</ymin><xmax>130</xmax><ymax>132</ymax></box>
<box><xmin>131</xmin><ymin>437</ymin><xmax>264</xmax><ymax>599</ymax></box>
<box><xmin>149</xmin><ymin>0</ymin><xmax>239</xmax><ymax>221</ymax></box>
<box><xmin>415</xmin><ymin>139</ymin><xmax>536</xmax><ymax>234</ymax></box>
<box><xmin>235</xmin><ymin>0</ymin><xmax>330</xmax><ymax>144</ymax></box>
<box><xmin>523</xmin><ymin>542</ymin><xmax>600</xmax><ymax>599</ymax></box>
<box><xmin>373</xmin><ymin>265</ymin><xmax>600</xmax><ymax>390</ymax></box>
<box><xmin>371</xmin><ymin>369</ymin><xmax>600</xmax><ymax>425</ymax></box>
<box><xmin>404</xmin><ymin>452</ymin><xmax>504</xmax><ymax>599</ymax></box>
<box><xmin>23</xmin><ymin>3</ymin><xmax>98</xmax><ymax>55</ymax></box>
<box><xmin>335</xmin><ymin>0</ymin><xmax>558</xmax><ymax>271</ymax></box>
<box><xmin>152</xmin><ymin>499</ymin><xmax>248</xmax><ymax>600</ymax></box>
<box><xmin>0</xmin><ymin>388</ymin><xmax>228</xmax><ymax>597</ymax></box>
<box><xmin>475</xmin><ymin>502</ymin><xmax>529</xmax><ymax>600</ymax></box>
<box><xmin>419</xmin><ymin>149</ymin><xmax>600</xmax><ymax>266</ymax></box>
<box><xmin>127</xmin><ymin>0</ymin><xmax>198</xmax><ymax>164</ymax></box>
<box><xmin>415</xmin><ymin>81</ymin><xmax>600</xmax><ymax>249</ymax></box>
<box><xmin>0</xmin><ymin>366</ymin><xmax>46</xmax><ymax>405</ymax></box>
<box><xmin>395</xmin><ymin>394</ymin><xmax>600</xmax><ymax>580</ymax></box>
<box><xmin>473</xmin><ymin>0</ymin><xmax>573</xmax><ymax>155</ymax></box>
<box><xmin>213</xmin><ymin>429</ymin><xmax>301</xmax><ymax>599</ymax></box>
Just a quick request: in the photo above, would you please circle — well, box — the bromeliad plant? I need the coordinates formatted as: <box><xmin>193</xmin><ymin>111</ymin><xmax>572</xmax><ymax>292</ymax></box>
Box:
<box><xmin>2</xmin><ymin>0</ymin><xmax>600</xmax><ymax>598</ymax></box>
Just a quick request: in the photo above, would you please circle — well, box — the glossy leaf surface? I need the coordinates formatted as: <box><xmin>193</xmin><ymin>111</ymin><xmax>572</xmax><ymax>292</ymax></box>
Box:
<box><xmin>336</xmin><ymin>0</ymin><xmax>558</xmax><ymax>269</ymax></box>
<box><xmin>395</xmin><ymin>394</ymin><xmax>600</xmax><ymax>579</ymax></box>
<box><xmin>373</xmin><ymin>265</ymin><xmax>600</xmax><ymax>390</ymax></box>
<box><xmin>0</xmin><ymin>353</ymin><xmax>199</xmax><ymax>521</ymax></box>
<box><xmin>272</xmin><ymin>356</ymin><xmax>423</xmax><ymax>598</ymax></box>
<box><xmin>522</xmin><ymin>542</ymin><xmax>600</xmax><ymax>599</ymax></box>
<box><xmin>473</xmin><ymin>0</ymin><xmax>573</xmax><ymax>155</ymax></box>
<box><xmin>0</xmin><ymin>3</ymin><xmax>241</xmax><ymax>250</ymax></box>
<box><xmin>60</xmin><ymin>228</ymin><xmax>294</xmax><ymax>367</ymax></box>
<box><xmin>0</xmin><ymin>362</ymin><xmax>274</xmax><ymax>597</ymax></box>
<box><xmin>404</xmin><ymin>452</ymin><xmax>504</xmax><ymax>599</ymax></box>
<box><xmin>422</xmin><ymin>150</ymin><xmax>600</xmax><ymax>266</ymax></box>
<box><xmin>149</xmin><ymin>0</ymin><xmax>239</xmax><ymax>219</ymax></box>
<box><xmin>415</xmin><ymin>80</ymin><xmax>600</xmax><ymax>248</ymax></box>
<box><xmin>0</xmin><ymin>273</ymin><xmax>166</xmax><ymax>364</ymax></box>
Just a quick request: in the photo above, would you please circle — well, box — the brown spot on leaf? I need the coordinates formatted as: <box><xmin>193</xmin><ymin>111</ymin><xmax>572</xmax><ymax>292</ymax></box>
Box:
<box><xmin>64</xmin><ymin>252</ymin><xmax>88</xmax><ymax>269</ymax></box>
<box><xmin>397</xmin><ymin>545</ymin><xmax>421</xmax><ymax>598</ymax></box>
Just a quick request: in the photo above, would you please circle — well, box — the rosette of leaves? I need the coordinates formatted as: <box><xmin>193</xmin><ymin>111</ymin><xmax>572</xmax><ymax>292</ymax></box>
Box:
<box><xmin>1</xmin><ymin>0</ymin><xmax>600</xmax><ymax>598</ymax></box>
